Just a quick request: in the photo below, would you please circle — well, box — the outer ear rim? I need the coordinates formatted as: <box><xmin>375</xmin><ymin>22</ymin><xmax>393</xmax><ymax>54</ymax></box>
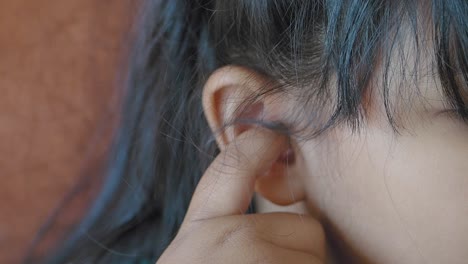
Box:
<box><xmin>202</xmin><ymin>65</ymin><xmax>270</xmax><ymax>150</ymax></box>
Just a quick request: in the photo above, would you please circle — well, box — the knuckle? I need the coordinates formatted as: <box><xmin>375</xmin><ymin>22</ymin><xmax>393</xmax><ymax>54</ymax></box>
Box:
<box><xmin>223</xmin><ymin>143</ymin><xmax>252</xmax><ymax>168</ymax></box>
<box><xmin>215</xmin><ymin>219</ymin><xmax>257</xmax><ymax>248</ymax></box>
<box><xmin>217</xmin><ymin>223</ymin><xmax>248</xmax><ymax>246</ymax></box>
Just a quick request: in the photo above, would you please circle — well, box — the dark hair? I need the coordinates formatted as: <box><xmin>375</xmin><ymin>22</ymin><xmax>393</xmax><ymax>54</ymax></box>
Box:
<box><xmin>33</xmin><ymin>0</ymin><xmax>467</xmax><ymax>263</ymax></box>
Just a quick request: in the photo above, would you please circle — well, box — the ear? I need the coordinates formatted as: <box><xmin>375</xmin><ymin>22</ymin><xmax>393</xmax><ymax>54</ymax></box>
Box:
<box><xmin>202</xmin><ymin>65</ymin><xmax>306</xmax><ymax>206</ymax></box>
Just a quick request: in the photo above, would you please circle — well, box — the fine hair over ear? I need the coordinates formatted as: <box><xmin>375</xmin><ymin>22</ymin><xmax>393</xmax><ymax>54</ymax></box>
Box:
<box><xmin>202</xmin><ymin>66</ymin><xmax>293</xmax><ymax>149</ymax></box>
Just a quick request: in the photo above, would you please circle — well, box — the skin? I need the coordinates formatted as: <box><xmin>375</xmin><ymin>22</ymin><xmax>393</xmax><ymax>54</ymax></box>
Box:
<box><xmin>301</xmin><ymin>105</ymin><xmax>468</xmax><ymax>263</ymax></box>
<box><xmin>157</xmin><ymin>129</ymin><xmax>326</xmax><ymax>264</ymax></box>
<box><xmin>297</xmin><ymin>39</ymin><xmax>468</xmax><ymax>263</ymax></box>
<box><xmin>192</xmin><ymin>39</ymin><xmax>468</xmax><ymax>263</ymax></box>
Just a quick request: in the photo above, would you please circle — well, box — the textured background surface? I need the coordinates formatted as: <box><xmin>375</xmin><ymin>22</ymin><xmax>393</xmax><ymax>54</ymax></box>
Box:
<box><xmin>0</xmin><ymin>0</ymin><xmax>136</xmax><ymax>262</ymax></box>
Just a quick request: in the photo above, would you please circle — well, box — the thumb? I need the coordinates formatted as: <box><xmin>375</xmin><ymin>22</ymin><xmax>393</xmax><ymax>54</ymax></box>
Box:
<box><xmin>184</xmin><ymin>128</ymin><xmax>288</xmax><ymax>222</ymax></box>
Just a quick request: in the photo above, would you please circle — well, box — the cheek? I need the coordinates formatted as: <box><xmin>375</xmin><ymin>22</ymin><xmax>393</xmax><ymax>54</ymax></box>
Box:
<box><xmin>382</xmin><ymin>119</ymin><xmax>468</xmax><ymax>262</ymax></box>
<box><xmin>301</xmin><ymin>120</ymin><xmax>468</xmax><ymax>263</ymax></box>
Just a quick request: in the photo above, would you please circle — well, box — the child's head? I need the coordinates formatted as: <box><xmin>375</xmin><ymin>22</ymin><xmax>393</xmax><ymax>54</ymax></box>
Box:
<box><xmin>45</xmin><ymin>1</ymin><xmax>468</xmax><ymax>263</ymax></box>
<box><xmin>199</xmin><ymin>1</ymin><xmax>468</xmax><ymax>262</ymax></box>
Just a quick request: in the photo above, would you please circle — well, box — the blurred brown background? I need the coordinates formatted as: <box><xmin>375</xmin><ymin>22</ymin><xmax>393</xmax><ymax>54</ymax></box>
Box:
<box><xmin>0</xmin><ymin>0</ymin><xmax>136</xmax><ymax>262</ymax></box>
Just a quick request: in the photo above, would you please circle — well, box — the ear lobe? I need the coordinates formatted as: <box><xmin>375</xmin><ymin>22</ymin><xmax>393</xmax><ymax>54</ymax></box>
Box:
<box><xmin>202</xmin><ymin>65</ymin><xmax>306</xmax><ymax>206</ymax></box>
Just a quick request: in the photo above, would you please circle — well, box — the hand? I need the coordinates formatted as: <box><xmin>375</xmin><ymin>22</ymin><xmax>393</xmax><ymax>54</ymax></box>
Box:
<box><xmin>157</xmin><ymin>129</ymin><xmax>326</xmax><ymax>264</ymax></box>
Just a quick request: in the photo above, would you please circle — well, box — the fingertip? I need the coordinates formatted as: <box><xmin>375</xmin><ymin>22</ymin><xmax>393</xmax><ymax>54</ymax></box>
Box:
<box><xmin>185</xmin><ymin>127</ymin><xmax>289</xmax><ymax>220</ymax></box>
<box><xmin>229</xmin><ymin>127</ymin><xmax>289</xmax><ymax>169</ymax></box>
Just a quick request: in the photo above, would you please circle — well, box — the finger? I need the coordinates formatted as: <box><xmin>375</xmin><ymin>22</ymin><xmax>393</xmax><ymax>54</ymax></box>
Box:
<box><xmin>269</xmin><ymin>246</ymin><xmax>323</xmax><ymax>264</ymax></box>
<box><xmin>203</xmin><ymin>213</ymin><xmax>326</xmax><ymax>260</ymax></box>
<box><xmin>251</xmin><ymin>213</ymin><xmax>326</xmax><ymax>261</ymax></box>
<box><xmin>218</xmin><ymin>241</ymin><xmax>322</xmax><ymax>264</ymax></box>
<box><xmin>185</xmin><ymin>128</ymin><xmax>287</xmax><ymax>221</ymax></box>
<box><xmin>259</xmin><ymin>246</ymin><xmax>323</xmax><ymax>264</ymax></box>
